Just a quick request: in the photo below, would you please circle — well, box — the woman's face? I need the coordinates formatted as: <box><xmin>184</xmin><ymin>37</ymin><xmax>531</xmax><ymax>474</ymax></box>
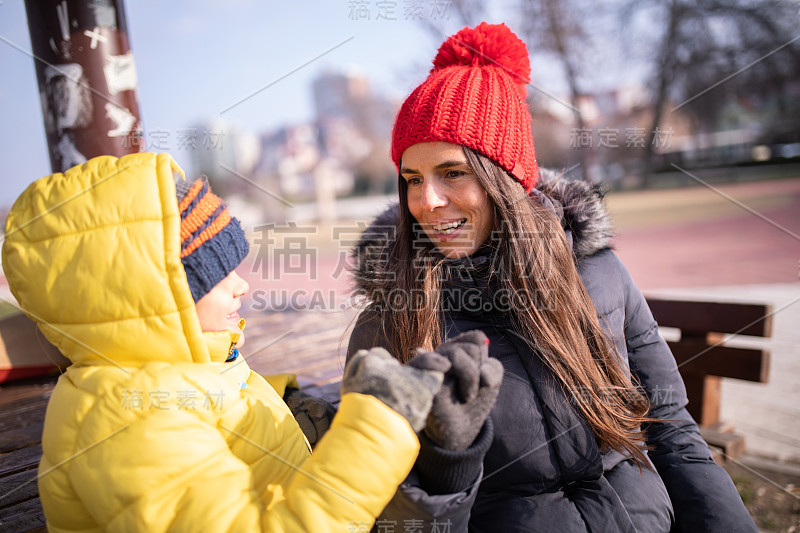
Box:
<box><xmin>401</xmin><ymin>142</ymin><xmax>494</xmax><ymax>258</ymax></box>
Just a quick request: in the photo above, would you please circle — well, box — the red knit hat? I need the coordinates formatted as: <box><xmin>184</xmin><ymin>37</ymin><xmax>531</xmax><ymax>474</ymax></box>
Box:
<box><xmin>391</xmin><ymin>22</ymin><xmax>538</xmax><ymax>191</ymax></box>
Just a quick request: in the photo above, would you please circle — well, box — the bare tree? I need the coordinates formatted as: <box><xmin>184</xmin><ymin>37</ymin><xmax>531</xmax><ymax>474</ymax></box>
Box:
<box><xmin>518</xmin><ymin>0</ymin><xmax>592</xmax><ymax>173</ymax></box>
<box><xmin>619</xmin><ymin>0</ymin><xmax>800</xmax><ymax>185</ymax></box>
<box><xmin>412</xmin><ymin>0</ymin><xmax>800</xmax><ymax>188</ymax></box>
<box><xmin>416</xmin><ymin>0</ymin><xmax>485</xmax><ymax>37</ymax></box>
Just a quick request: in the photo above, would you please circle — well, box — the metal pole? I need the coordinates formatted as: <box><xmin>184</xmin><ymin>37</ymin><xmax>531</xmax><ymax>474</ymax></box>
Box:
<box><xmin>24</xmin><ymin>0</ymin><xmax>143</xmax><ymax>172</ymax></box>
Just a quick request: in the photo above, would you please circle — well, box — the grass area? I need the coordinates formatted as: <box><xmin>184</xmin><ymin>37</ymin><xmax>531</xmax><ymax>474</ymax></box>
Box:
<box><xmin>605</xmin><ymin>176</ymin><xmax>800</xmax><ymax>232</ymax></box>
<box><xmin>724</xmin><ymin>461</ymin><xmax>800</xmax><ymax>532</ymax></box>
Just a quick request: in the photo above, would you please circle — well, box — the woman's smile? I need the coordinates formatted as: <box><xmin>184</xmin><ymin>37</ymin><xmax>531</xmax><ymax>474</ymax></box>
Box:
<box><xmin>431</xmin><ymin>218</ymin><xmax>467</xmax><ymax>236</ymax></box>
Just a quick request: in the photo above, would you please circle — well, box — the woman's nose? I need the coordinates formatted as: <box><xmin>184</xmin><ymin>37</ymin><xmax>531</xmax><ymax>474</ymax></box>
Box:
<box><xmin>420</xmin><ymin>180</ymin><xmax>447</xmax><ymax>211</ymax></box>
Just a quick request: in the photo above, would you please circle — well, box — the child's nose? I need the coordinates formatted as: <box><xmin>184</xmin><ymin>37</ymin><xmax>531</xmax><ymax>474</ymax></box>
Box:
<box><xmin>232</xmin><ymin>272</ymin><xmax>249</xmax><ymax>297</ymax></box>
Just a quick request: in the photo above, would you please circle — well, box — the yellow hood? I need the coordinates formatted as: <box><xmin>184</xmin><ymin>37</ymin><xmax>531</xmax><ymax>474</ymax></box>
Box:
<box><xmin>2</xmin><ymin>152</ymin><xmax>224</xmax><ymax>366</ymax></box>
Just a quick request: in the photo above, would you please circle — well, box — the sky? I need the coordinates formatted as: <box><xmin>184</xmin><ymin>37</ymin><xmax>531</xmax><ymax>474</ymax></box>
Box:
<box><xmin>0</xmin><ymin>1</ymin><xmax>432</xmax><ymax>206</ymax></box>
<box><xmin>0</xmin><ymin>1</ymin><xmax>611</xmax><ymax>209</ymax></box>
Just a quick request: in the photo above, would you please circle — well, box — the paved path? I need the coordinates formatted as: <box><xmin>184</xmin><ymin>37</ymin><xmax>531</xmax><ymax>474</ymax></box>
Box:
<box><xmin>611</xmin><ymin>178</ymin><xmax>800</xmax><ymax>290</ymax></box>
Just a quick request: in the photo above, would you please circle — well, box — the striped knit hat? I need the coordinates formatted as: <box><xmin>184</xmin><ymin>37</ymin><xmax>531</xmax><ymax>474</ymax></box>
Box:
<box><xmin>391</xmin><ymin>22</ymin><xmax>538</xmax><ymax>191</ymax></box>
<box><xmin>175</xmin><ymin>177</ymin><xmax>250</xmax><ymax>302</ymax></box>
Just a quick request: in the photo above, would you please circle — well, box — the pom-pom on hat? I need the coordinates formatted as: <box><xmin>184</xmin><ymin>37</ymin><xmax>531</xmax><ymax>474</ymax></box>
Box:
<box><xmin>391</xmin><ymin>22</ymin><xmax>538</xmax><ymax>191</ymax></box>
<box><xmin>175</xmin><ymin>177</ymin><xmax>250</xmax><ymax>302</ymax></box>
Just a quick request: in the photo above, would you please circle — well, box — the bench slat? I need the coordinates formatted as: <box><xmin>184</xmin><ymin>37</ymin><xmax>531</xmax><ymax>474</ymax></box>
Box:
<box><xmin>0</xmin><ymin>496</ymin><xmax>47</xmax><ymax>532</ymax></box>
<box><xmin>0</xmin><ymin>423</ymin><xmax>43</xmax><ymax>455</ymax></box>
<box><xmin>668</xmin><ymin>341</ymin><xmax>770</xmax><ymax>383</ymax></box>
<box><xmin>0</xmin><ymin>468</ymin><xmax>40</xmax><ymax>509</ymax></box>
<box><xmin>0</xmin><ymin>444</ymin><xmax>42</xmax><ymax>478</ymax></box>
<box><xmin>0</xmin><ymin>398</ymin><xmax>49</xmax><ymax>435</ymax></box>
<box><xmin>647</xmin><ymin>299</ymin><xmax>773</xmax><ymax>337</ymax></box>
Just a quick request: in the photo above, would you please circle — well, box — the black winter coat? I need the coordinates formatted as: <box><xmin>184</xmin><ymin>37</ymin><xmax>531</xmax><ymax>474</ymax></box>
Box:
<box><xmin>347</xmin><ymin>170</ymin><xmax>756</xmax><ymax>532</ymax></box>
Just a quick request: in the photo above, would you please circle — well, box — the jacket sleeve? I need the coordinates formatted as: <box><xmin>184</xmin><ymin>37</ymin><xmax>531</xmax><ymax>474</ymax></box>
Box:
<box><xmin>66</xmin><ymin>371</ymin><xmax>419</xmax><ymax>532</ymax></box>
<box><xmin>347</xmin><ymin>307</ymin><xmax>485</xmax><ymax>531</ymax></box>
<box><xmin>262</xmin><ymin>392</ymin><xmax>423</xmax><ymax>532</ymax></box>
<box><xmin>262</xmin><ymin>373</ymin><xmax>300</xmax><ymax>397</ymax></box>
<box><xmin>603</xmin><ymin>250</ymin><xmax>757</xmax><ymax>532</ymax></box>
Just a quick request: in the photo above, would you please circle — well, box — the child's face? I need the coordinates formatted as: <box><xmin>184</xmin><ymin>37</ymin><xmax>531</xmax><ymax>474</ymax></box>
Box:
<box><xmin>195</xmin><ymin>270</ymin><xmax>250</xmax><ymax>346</ymax></box>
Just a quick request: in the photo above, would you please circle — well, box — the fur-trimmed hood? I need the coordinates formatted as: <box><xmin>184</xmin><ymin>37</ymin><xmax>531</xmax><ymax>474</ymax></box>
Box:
<box><xmin>351</xmin><ymin>168</ymin><xmax>613</xmax><ymax>299</ymax></box>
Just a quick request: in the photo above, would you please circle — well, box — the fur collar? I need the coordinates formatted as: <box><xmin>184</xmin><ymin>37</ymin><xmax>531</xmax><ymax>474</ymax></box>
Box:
<box><xmin>351</xmin><ymin>168</ymin><xmax>613</xmax><ymax>299</ymax></box>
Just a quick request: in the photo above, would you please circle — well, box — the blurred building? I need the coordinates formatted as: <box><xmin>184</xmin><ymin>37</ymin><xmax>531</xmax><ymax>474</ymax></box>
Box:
<box><xmin>243</xmin><ymin>70</ymin><xmax>398</xmax><ymax>222</ymax></box>
<box><xmin>185</xmin><ymin>118</ymin><xmax>261</xmax><ymax>197</ymax></box>
<box><xmin>531</xmin><ymin>83</ymin><xmax>694</xmax><ymax>186</ymax></box>
<box><xmin>312</xmin><ymin>69</ymin><xmax>397</xmax><ymax>195</ymax></box>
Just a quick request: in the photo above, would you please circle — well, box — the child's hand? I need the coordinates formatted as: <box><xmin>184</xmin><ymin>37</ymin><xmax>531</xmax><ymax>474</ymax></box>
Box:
<box><xmin>413</xmin><ymin>330</ymin><xmax>503</xmax><ymax>451</ymax></box>
<box><xmin>283</xmin><ymin>388</ymin><xmax>337</xmax><ymax>448</ymax></box>
<box><xmin>341</xmin><ymin>348</ymin><xmax>445</xmax><ymax>432</ymax></box>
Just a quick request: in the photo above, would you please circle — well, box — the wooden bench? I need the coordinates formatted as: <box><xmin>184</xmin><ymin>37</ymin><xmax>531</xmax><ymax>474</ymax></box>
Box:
<box><xmin>0</xmin><ymin>312</ymin><xmax>70</xmax><ymax>532</ymax></box>
<box><xmin>645</xmin><ymin>297</ymin><xmax>772</xmax><ymax>460</ymax></box>
<box><xmin>0</xmin><ymin>375</ymin><xmax>50</xmax><ymax>532</ymax></box>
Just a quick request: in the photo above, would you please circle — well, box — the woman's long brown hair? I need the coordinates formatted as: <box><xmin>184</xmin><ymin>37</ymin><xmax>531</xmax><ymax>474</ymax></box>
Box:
<box><xmin>380</xmin><ymin>147</ymin><xmax>652</xmax><ymax>467</ymax></box>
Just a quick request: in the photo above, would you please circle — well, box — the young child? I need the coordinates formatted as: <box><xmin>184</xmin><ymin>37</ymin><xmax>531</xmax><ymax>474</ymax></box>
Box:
<box><xmin>2</xmin><ymin>152</ymin><xmax>446</xmax><ymax>531</ymax></box>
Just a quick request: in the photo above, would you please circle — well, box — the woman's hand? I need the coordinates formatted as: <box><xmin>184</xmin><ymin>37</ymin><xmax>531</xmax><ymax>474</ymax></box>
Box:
<box><xmin>413</xmin><ymin>330</ymin><xmax>503</xmax><ymax>451</ymax></box>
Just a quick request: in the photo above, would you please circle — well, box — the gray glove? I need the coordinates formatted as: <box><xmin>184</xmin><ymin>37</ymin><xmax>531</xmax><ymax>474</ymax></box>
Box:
<box><xmin>413</xmin><ymin>330</ymin><xmax>503</xmax><ymax>451</ymax></box>
<box><xmin>342</xmin><ymin>347</ymin><xmax>445</xmax><ymax>432</ymax></box>
<box><xmin>283</xmin><ymin>387</ymin><xmax>337</xmax><ymax>448</ymax></box>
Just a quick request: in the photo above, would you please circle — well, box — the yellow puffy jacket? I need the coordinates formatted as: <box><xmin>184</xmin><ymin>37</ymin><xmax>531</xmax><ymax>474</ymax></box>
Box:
<box><xmin>2</xmin><ymin>153</ymin><xmax>419</xmax><ymax>532</ymax></box>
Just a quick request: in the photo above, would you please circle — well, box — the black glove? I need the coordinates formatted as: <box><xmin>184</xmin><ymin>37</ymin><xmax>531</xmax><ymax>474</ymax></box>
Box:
<box><xmin>342</xmin><ymin>347</ymin><xmax>444</xmax><ymax>432</ymax></box>
<box><xmin>412</xmin><ymin>330</ymin><xmax>503</xmax><ymax>451</ymax></box>
<box><xmin>283</xmin><ymin>387</ymin><xmax>337</xmax><ymax>448</ymax></box>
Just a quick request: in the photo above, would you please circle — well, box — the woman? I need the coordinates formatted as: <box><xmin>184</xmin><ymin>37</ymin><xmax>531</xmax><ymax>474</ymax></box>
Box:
<box><xmin>347</xmin><ymin>23</ymin><xmax>756</xmax><ymax>532</ymax></box>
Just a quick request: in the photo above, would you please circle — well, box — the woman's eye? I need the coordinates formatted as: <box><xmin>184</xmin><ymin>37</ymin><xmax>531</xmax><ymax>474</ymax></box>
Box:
<box><xmin>405</xmin><ymin>176</ymin><xmax>421</xmax><ymax>186</ymax></box>
<box><xmin>444</xmin><ymin>170</ymin><xmax>465</xmax><ymax>179</ymax></box>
